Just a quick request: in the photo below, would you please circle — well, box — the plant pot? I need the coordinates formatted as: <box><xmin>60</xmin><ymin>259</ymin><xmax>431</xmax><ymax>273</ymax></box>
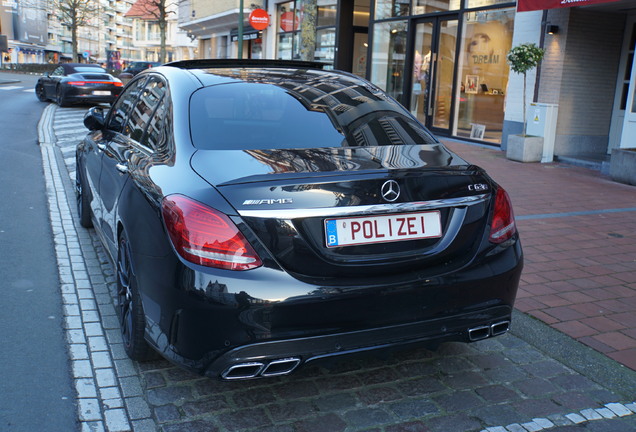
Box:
<box><xmin>506</xmin><ymin>134</ymin><xmax>543</xmax><ymax>163</ymax></box>
<box><xmin>609</xmin><ymin>148</ymin><xmax>636</xmax><ymax>186</ymax></box>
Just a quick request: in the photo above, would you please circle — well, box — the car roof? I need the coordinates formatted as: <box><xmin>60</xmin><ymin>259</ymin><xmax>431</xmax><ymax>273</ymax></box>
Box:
<box><xmin>161</xmin><ymin>59</ymin><xmax>367</xmax><ymax>89</ymax></box>
<box><xmin>59</xmin><ymin>63</ymin><xmax>105</xmax><ymax>74</ymax></box>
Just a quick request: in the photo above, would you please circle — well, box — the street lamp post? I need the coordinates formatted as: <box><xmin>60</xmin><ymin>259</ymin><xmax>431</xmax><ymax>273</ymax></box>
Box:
<box><xmin>238</xmin><ymin>0</ymin><xmax>244</xmax><ymax>59</ymax></box>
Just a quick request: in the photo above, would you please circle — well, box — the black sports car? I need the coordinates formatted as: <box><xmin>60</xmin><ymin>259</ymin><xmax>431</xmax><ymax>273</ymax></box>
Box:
<box><xmin>76</xmin><ymin>59</ymin><xmax>523</xmax><ymax>380</ymax></box>
<box><xmin>35</xmin><ymin>63</ymin><xmax>123</xmax><ymax>106</ymax></box>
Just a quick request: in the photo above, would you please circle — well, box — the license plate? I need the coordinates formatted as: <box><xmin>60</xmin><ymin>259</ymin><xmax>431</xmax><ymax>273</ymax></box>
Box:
<box><xmin>325</xmin><ymin>211</ymin><xmax>442</xmax><ymax>248</ymax></box>
<box><xmin>92</xmin><ymin>90</ymin><xmax>111</xmax><ymax>95</ymax></box>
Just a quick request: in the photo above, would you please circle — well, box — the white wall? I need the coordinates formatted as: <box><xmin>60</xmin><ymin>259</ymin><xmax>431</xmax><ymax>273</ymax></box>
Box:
<box><xmin>504</xmin><ymin>10</ymin><xmax>543</xmax><ymax>124</ymax></box>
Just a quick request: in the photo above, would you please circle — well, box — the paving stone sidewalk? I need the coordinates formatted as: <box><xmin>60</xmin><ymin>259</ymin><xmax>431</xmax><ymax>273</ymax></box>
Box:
<box><xmin>444</xmin><ymin>140</ymin><xmax>636</xmax><ymax>372</ymax></box>
<box><xmin>40</xmin><ymin>104</ymin><xmax>636</xmax><ymax>431</ymax></box>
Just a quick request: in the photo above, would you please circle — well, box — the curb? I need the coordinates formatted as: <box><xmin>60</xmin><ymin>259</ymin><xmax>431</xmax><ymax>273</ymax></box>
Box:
<box><xmin>39</xmin><ymin>103</ymin><xmax>156</xmax><ymax>432</ymax></box>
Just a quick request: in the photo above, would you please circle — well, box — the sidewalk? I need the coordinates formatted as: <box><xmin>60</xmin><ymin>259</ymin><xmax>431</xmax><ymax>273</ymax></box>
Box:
<box><xmin>444</xmin><ymin>139</ymin><xmax>636</xmax><ymax>371</ymax></box>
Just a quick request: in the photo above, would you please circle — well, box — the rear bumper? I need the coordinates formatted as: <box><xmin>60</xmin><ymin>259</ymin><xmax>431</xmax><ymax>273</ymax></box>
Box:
<box><xmin>137</xmin><ymin>238</ymin><xmax>523</xmax><ymax>379</ymax></box>
<box><xmin>205</xmin><ymin>305</ymin><xmax>512</xmax><ymax>379</ymax></box>
<box><xmin>63</xmin><ymin>86</ymin><xmax>120</xmax><ymax>104</ymax></box>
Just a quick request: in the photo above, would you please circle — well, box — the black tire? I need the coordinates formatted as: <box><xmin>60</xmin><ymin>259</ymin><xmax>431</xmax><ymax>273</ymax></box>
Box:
<box><xmin>35</xmin><ymin>84</ymin><xmax>48</xmax><ymax>102</ymax></box>
<box><xmin>76</xmin><ymin>170</ymin><xmax>93</xmax><ymax>228</ymax></box>
<box><xmin>56</xmin><ymin>86</ymin><xmax>68</xmax><ymax>107</ymax></box>
<box><xmin>117</xmin><ymin>232</ymin><xmax>154</xmax><ymax>361</ymax></box>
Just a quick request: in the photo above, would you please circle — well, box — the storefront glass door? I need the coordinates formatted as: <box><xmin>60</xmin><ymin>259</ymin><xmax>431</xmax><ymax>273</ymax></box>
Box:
<box><xmin>409</xmin><ymin>18</ymin><xmax>458</xmax><ymax>134</ymax></box>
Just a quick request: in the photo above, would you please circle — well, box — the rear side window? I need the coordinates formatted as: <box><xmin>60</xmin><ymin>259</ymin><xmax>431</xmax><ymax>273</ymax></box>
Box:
<box><xmin>108</xmin><ymin>77</ymin><xmax>146</xmax><ymax>132</ymax></box>
<box><xmin>189</xmin><ymin>81</ymin><xmax>437</xmax><ymax>150</ymax></box>
<box><xmin>190</xmin><ymin>83</ymin><xmax>345</xmax><ymax>150</ymax></box>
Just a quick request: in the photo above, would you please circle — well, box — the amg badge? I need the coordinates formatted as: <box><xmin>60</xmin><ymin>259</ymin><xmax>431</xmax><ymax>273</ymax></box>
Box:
<box><xmin>243</xmin><ymin>198</ymin><xmax>293</xmax><ymax>205</ymax></box>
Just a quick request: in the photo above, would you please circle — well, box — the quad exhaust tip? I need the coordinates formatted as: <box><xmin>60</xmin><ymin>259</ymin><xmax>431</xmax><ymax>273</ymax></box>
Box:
<box><xmin>468</xmin><ymin>321</ymin><xmax>510</xmax><ymax>342</ymax></box>
<box><xmin>221</xmin><ymin>357</ymin><xmax>301</xmax><ymax>380</ymax></box>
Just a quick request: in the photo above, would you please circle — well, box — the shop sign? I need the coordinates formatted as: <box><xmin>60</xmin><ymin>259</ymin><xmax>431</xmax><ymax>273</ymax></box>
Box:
<box><xmin>249</xmin><ymin>8</ymin><xmax>270</xmax><ymax>31</ymax></box>
<box><xmin>280</xmin><ymin>11</ymin><xmax>298</xmax><ymax>32</ymax></box>
<box><xmin>517</xmin><ymin>0</ymin><xmax>619</xmax><ymax>12</ymax></box>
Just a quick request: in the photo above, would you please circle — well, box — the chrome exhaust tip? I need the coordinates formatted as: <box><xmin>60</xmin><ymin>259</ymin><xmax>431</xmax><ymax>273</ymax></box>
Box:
<box><xmin>221</xmin><ymin>362</ymin><xmax>264</xmax><ymax>380</ymax></box>
<box><xmin>468</xmin><ymin>325</ymin><xmax>491</xmax><ymax>341</ymax></box>
<box><xmin>491</xmin><ymin>321</ymin><xmax>510</xmax><ymax>336</ymax></box>
<box><xmin>261</xmin><ymin>358</ymin><xmax>301</xmax><ymax>377</ymax></box>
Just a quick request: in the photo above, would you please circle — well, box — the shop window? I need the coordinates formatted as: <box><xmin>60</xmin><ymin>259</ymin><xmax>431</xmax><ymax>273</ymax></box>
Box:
<box><xmin>316</xmin><ymin>28</ymin><xmax>336</xmax><ymax>63</ymax></box>
<box><xmin>318</xmin><ymin>5</ymin><xmax>337</xmax><ymax>27</ymax></box>
<box><xmin>455</xmin><ymin>8</ymin><xmax>514</xmax><ymax>144</ymax></box>
<box><xmin>412</xmin><ymin>0</ymin><xmax>460</xmax><ymax>15</ymax></box>
<box><xmin>375</xmin><ymin>0</ymin><xmax>410</xmax><ymax>20</ymax></box>
<box><xmin>466</xmin><ymin>0</ymin><xmax>514</xmax><ymax>8</ymax></box>
<box><xmin>275</xmin><ymin>0</ymin><xmax>338</xmax><ymax>66</ymax></box>
<box><xmin>370</xmin><ymin>20</ymin><xmax>408</xmax><ymax>101</ymax></box>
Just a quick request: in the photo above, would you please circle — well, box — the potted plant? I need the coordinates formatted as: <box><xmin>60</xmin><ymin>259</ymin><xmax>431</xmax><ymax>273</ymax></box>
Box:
<box><xmin>505</xmin><ymin>42</ymin><xmax>546</xmax><ymax>162</ymax></box>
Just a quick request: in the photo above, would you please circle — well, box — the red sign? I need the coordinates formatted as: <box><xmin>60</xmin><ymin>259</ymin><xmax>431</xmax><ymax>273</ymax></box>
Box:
<box><xmin>249</xmin><ymin>8</ymin><xmax>270</xmax><ymax>31</ymax></box>
<box><xmin>280</xmin><ymin>11</ymin><xmax>298</xmax><ymax>32</ymax></box>
<box><xmin>517</xmin><ymin>0</ymin><xmax>619</xmax><ymax>12</ymax></box>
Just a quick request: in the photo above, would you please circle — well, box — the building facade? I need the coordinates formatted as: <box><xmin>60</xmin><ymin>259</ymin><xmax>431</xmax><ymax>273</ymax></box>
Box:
<box><xmin>176</xmin><ymin>0</ymin><xmax>636</xmax><ymax>166</ymax></box>
<box><xmin>504</xmin><ymin>1</ymin><xmax>636</xmax><ymax>159</ymax></box>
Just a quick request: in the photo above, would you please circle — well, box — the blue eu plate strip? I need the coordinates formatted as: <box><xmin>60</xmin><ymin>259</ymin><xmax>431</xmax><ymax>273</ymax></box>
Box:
<box><xmin>325</xmin><ymin>220</ymin><xmax>339</xmax><ymax>247</ymax></box>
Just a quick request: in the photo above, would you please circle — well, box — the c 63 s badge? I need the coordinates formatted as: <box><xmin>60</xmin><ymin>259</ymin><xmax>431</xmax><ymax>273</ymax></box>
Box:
<box><xmin>243</xmin><ymin>198</ymin><xmax>293</xmax><ymax>205</ymax></box>
<box><xmin>468</xmin><ymin>183</ymin><xmax>489</xmax><ymax>192</ymax></box>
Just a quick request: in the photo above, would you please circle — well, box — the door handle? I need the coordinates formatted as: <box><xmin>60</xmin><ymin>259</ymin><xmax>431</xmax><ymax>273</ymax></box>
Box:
<box><xmin>115</xmin><ymin>163</ymin><xmax>129</xmax><ymax>174</ymax></box>
<box><xmin>97</xmin><ymin>143</ymin><xmax>107</xmax><ymax>151</ymax></box>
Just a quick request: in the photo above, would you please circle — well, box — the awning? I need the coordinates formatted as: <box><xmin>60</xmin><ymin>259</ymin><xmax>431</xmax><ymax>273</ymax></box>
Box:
<box><xmin>517</xmin><ymin>0</ymin><xmax>620</xmax><ymax>12</ymax></box>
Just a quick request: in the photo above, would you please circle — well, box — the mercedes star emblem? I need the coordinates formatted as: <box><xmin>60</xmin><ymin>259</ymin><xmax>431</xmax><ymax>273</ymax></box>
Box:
<box><xmin>381</xmin><ymin>180</ymin><xmax>400</xmax><ymax>202</ymax></box>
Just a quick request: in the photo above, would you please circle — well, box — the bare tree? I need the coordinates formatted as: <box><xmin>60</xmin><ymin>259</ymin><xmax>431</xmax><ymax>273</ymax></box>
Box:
<box><xmin>51</xmin><ymin>0</ymin><xmax>99</xmax><ymax>62</ymax></box>
<box><xmin>126</xmin><ymin>0</ymin><xmax>176</xmax><ymax>63</ymax></box>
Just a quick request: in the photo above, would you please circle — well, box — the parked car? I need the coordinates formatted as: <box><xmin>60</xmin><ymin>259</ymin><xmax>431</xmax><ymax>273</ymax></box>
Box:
<box><xmin>35</xmin><ymin>63</ymin><xmax>123</xmax><ymax>107</ymax></box>
<box><xmin>76</xmin><ymin>59</ymin><xmax>523</xmax><ymax>380</ymax></box>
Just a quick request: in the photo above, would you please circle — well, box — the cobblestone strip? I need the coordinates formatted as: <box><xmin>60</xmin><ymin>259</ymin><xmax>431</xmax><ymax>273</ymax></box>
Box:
<box><xmin>482</xmin><ymin>402</ymin><xmax>636</xmax><ymax>432</ymax></box>
<box><xmin>39</xmin><ymin>104</ymin><xmax>157</xmax><ymax>432</ymax></box>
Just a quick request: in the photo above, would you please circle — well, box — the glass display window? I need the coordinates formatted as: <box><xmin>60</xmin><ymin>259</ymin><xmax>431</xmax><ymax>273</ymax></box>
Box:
<box><xmin>412</xmin><ymin>0</ymin><xmax>460</xmax><ymax>15</ymax></box>
<box><xmin>370</xmin><ymin>20</ymin><xmax>409</xmax><ymax>101</ymax></box>
<box><xmin>375</xmin><ymin>0</ymin><xmax>410</xmax><ymax>20</ymax></box>
<box><xmin>454</xmin><ymin>7</ymin><xmax>514</xmax><ymax>143</ymax></box>
<box><xmin>275</xmin><ymin>0</ymin><xmax>337</xmax><ymax>66</ymax></box>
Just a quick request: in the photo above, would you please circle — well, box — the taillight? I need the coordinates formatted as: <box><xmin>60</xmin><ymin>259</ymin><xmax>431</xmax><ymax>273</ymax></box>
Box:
<box><xmin>489</xmin><ymin>187</ymin><xmax>517</xmax><ymax>244</ymax></box>
<box><xmin>161</xmin><ymin>194</ymin><xmax>262</xmax><ymax>271</ymax></box>
<box><xmin>67</xmin><ymin>81</ymin><xmax>123</xmax><ymax>86</ymax></box>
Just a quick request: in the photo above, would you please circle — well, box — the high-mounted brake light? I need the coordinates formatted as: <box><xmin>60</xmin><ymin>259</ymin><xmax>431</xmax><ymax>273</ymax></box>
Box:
<box><xmin>489</xmin><ymin>187</ymin><xmax>517</xmax><ymax>244</ymax></box>
<box><xmin>161</xmin><ymin>194</ymin><xmax>262</xmax><ymax>271</ymax></box>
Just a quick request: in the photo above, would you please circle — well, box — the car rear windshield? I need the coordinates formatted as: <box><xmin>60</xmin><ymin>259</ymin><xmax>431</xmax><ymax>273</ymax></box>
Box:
<box><xmin>189</xmin><ymin>82</ymin><xmax>437</xmax><ymax>150</ymax></box>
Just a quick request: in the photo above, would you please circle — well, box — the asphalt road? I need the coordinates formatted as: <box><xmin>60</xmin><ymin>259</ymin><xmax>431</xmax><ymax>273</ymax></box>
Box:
<box><xmin>0</xmin><ymin>72</ymin><xmax>78</xmax><ymax>431</ymax></box>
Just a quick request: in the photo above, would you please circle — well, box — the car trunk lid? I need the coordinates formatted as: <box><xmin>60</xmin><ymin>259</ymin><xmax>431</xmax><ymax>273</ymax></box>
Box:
<box><xmin>191</xmin><ymin>144</ymin><xmax>494</xmax><ymax>282</ymax></box>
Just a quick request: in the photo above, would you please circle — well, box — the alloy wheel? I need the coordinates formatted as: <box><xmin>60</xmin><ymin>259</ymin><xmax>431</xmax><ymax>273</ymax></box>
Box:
<box><xmin>117</xmin><ymin>236</ymin><xmax>134</xmax><ymax>350</ymax></box>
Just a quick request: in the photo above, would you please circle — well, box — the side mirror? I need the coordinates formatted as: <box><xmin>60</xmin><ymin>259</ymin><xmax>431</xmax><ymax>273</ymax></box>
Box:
<box><xmin>84</xmin><ymin>106</ymin><xmax>106</xmax><ymax>131</ymax></box>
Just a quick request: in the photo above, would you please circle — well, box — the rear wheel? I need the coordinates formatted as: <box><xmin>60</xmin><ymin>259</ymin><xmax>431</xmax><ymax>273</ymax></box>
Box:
<box><xmin>56</xmin><ymin>86</ymin><xmax>68</xmax><ymax>107</ymax></box>
<box><xmin>75</xmin><ymin>170</ymin><xmax>93</xmax><ymax>228</ymax></box>
<box><xmin>35</xmin><ymin>84</ymin><xmax>48</xmax><ymax>102</ymax></box>
<box><xmin>117</xmin><ymin>232</ymin><xmax>154</xmax><ymax>361</ymax></box>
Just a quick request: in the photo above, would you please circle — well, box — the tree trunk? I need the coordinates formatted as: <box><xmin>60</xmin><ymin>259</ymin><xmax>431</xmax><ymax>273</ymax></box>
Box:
<box><xmin>299</xmin><ymin>0</ymin><xmax>317</xmax><ymax>61</ymax></box>
<box><xmin>159</xmin><ymin>0</ymin><xmax>167</xmax><ymax>63</ymax></box>
<box><xmin>71</xmin><ymin>14</ymin><xmax>79</xmax><ymax>62</ymax></box>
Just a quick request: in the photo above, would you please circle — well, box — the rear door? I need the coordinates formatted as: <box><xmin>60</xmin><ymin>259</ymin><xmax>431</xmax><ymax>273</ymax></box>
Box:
<box><xmin>97</xmin><ymin>75</ymin><xmax>166</xmax><ymax>253</ymax></box>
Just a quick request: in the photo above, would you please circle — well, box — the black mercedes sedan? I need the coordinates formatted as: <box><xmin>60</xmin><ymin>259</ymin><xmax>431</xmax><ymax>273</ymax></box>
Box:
<box><xmin>35</xmin><ymin>63</ymin><xmax>123</xmax><ymax>106</ymax></box>
<box><xmin>76</xmin><ymin>59</ymin><xmax>522</xmax><ymax>380</ymax></box>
